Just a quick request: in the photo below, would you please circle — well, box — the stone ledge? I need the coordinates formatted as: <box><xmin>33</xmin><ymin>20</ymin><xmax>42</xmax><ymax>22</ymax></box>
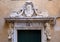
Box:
<box><xmin>5</xmin><ymin>17</ymin><xmax>54</xmax><ymax>21</ymax></box>
<box><xmin>4</xmin><ymin>17</ymin><xmax>55</xmax><ymax>25</ymax></box>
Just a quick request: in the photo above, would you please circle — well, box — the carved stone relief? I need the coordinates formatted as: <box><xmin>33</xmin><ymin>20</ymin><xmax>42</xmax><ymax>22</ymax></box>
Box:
<box><xmin>14</xmin><ymin>22</ymin><xmax>43</xmax><ymax>28</ymax></box>
<box><xmin>44</xmin><ymin>23</ymin><xmax>51</xmax><ymax>40</ymax></box>
<box><xmin>8</xmin><ymin>28</ymin><xmax>14</xmax><ymax>40</ymax></box>
<box><xmin>9</xmin><ymin>11</ymin><xmax>18</xmax><ymax>17</ymax></box>
<box><xmin>25</xmin><ymin>4</ymin><xmax>34</xmax><ymax>17</ymax></box>
<box><xmin>5</xmin><ymin>1</ymin><xmax>55</xmax><ymax>42</ymax></box>
<box><xmin>9</xmin><ymin>1</ymin><xmax>49</xmax><ymax>18</ymax></box>
<box><xmin>7</xmin><ymin>21</ymin><xmax>52</xmax><ymax>42</ymax></box>
<box><xmin>8</xmin><ymin>23</ymin><xmax>14</xmax><ymax>42</ymax></box>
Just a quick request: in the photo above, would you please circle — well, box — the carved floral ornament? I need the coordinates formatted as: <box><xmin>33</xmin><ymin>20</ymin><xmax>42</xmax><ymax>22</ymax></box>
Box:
<box><xmin>9</xmin><ymin>1</ymin><xmax>49</xmax><ymax>17</ymax></box>
<box><xmin>4</xmin><ymin>1</ymin><xmax>59</xmax><ymax>42</ymax></box>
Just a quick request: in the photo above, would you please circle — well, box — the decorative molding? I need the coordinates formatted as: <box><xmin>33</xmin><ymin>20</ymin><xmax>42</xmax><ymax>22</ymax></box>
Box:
<box><xmin>9</xmin><ymin>1</ymin><xmax>49</xmax><ymax>17</ymax></box>
<box><xmin>4</xmin><ymin>1</ymin><xmax>57</xmax><ymax>42</ymax></box>
<box><xmin>14</xmin><ymin>22</ymin><xmax>46</xmax><ymax>42</ymax></box>
<box><xmin>45</xmin><ymin>23</ymin><xmax>51</xmax><ymax>40</ymax></box>
<box><xmin>5</xmin><ymin>17</ymin><xmax>55</xmax><ymax>26</ymax></box>
<box><xmin>8</xmin><ymin>23</ymin><xmax>14</xmax><ymax>42</ymax></box>
<box><xmin>5</xmin><ymin>17</ymin><xmax>55</xmax><ymax>42</ymax></box>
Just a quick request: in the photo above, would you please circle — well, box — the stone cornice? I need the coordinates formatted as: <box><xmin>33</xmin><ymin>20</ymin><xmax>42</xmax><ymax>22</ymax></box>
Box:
<box><xmin>4</xmin><ymin>17</ymin><xmax>55</xmax><ymax>25</ymax></box>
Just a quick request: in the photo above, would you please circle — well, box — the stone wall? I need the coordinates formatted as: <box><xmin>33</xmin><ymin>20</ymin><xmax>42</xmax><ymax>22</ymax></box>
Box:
<box><xmin>0</xmin><ymin>0</ymin><xmax>60</xmax><ymax>42</ymax></box>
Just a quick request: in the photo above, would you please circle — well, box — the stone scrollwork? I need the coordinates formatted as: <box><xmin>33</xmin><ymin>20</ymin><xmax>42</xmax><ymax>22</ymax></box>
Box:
<box><xmin>9</xmin><ymin>0</ymin><xmax>49</xmax><ymax>18</ymax></box>
<box><xmin>36</xmin><ymin>10</ymin><xmax>49</xmax><ymax>17</ymax></box>
<box><xmin>8</xmin><ymin>28</ymin><xmax>14</xmax><ymax>40</ymax></box>
<box><xmin>9</xmin><ymin>10</ymin><xmax>24</xmax><ymax>17</ymax></box>
<box><xmin>9</xmin><ymin>11</ymin><xmax>18</xmax><ymax>17</ymax></box>
<box><xmin>8</xmin><ymin>23</ymin><xmax>14</xmax><ymax>40</ymax></box>
<box><xmin>45</xmin><ymin>23</ymin><xmax>51</xmax><ymax>40</ymax></box>
<box><xmin>17</xmin><ymin>8</ymin><xmax>24</xmax><ymax>17</ymax></box>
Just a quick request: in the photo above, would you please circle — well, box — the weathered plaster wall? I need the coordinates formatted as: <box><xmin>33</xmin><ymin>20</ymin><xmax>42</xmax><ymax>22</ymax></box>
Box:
<box><xmin>0</xmin><ymin>0</ymin><xmax>60</xmax><ymax>42</ymax></box>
